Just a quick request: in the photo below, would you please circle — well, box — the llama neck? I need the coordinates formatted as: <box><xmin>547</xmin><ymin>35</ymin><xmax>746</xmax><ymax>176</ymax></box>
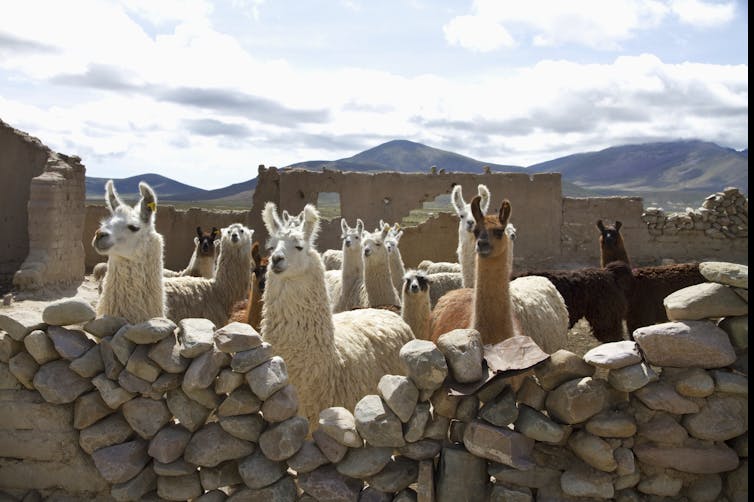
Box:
<box><xmin>341</xmin><ymin>246</ymin><xmax>364</xmax><ymax>291</ymax></box>
<box><xmin>402</xmin><ymin>292</ymin><xmax>430</xmax><ymax>340</ymax></box>
<box><xmin>214</xmin><ymin>245</ymin><xmax>252</xmax><ymax>311</ymax></box>
<box><xmin>364</xmin><ymin>254</ymin><xmax>400</xmax><ymax>306</ymax></box>
<box><xmin>602</xmin><ymin>243</ymin><xmax>629</xmax><ymax>267</ymax></box>
<box><xmin>261</xmin><ymin>251</ymin><xmax>335</xmax><ymax>354</ymax></box>
<box><xmin>389</xmin><ymin>249</ymin><xmax>406</xmax><ymax>292</ymax></box>
<box><xmin>458</xmin><ymin>229</ymin><xmax>476</xmax><ymax>288</ymax></box>
<box><xmin>195</xmin><ymin>255</ymin><xmax>215</xmax><ymax>278</ymax></box>
<box><xmin>248</xmin><ymin>279</ymin><xmax>264</xmax><ymax>331</ymax></box>
<box><xmin>471</xmin><ymin>251</ymin><xmax>514</xmax><ymax>345</ymax></box>
<box><xmin>98</xmin><ymin>233</ymin><xmax>165</xmax><ymax>323</ymax></box>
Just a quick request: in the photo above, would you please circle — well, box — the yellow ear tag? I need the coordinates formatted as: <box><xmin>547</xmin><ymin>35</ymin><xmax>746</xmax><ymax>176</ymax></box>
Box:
<box><xmin>147</xmin><ymin>202</ymin><xmax>157</xmax><ymax>212</ymax></box>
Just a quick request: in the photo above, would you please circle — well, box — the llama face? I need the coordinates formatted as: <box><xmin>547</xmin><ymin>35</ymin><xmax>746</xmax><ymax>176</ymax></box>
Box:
<box><xmin>597</xmin><ymin>220</ymin><xmax>623</xmax><ymax>247</ymax></box>
<box><xmin>452</xmin><ymin>184</ymin><xmax>491</xmax><ymax>234</ymax></box>
<box><xmin>251</xmin><ymin>244</ymin><xmax>269</xmax><ymax>292</ymax></box>
<box><xmin>340</xmin><ymin>218</ymin><xmax>364</xmax><ymax>254</ymax></box>
<box><xmin>472</xmin><ymin>196</ymin><xmax>513</xmax><ymax>260</ymax></box>
<box><xmin>195</xmin><ymin>226</ymin><xmax>219</xmax><ymax>257</ymax></box>
<box><xmin>383</xmin><ymin>223</ymin><xmax>403</xmax><ymax>254</ymax></box>
<box><xmin>362</xmin><ymin>226</ymin><xmax>390</xmax><ymax>265</ymax></box>
<box><xmin>403</xmin><ymin>270</ymin><xmax>430</xmax><ymax>295</ymax></box>
<box><xmin>220</xmin><ymin>224</ymin><xmax>253</xmax><ymax>254</ymax></box>
<box><xmin>263</xmin><ymin>203</ymin><xmax>320</xmax><ymax>277</ymax></box>
<box><xmin>92</xmin><ymin>180</ymin><xmax>157</xmax><ymax>259</ymax></box>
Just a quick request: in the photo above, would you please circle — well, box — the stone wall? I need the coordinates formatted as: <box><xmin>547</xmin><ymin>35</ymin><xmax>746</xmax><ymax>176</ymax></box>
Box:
<box><xmin>0</xmin><ymin>262</ymin><xmax>747</xmax><ymax>501</ymax></box>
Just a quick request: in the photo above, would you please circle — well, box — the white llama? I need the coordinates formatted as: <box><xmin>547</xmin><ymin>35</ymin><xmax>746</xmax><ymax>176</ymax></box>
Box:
<box><xmin>362</xmin><ymin>223</ymin><xmax>401</xmax><ymax>307</ymax></box>
<box><xmin>164</xmin><ymin>223</ymin><xmax>253</xmax><ymax>328</ymax></box>
<box><xmin>260</xmin><ymin>203</ymin><xmax>414</xmax><ymax>428</ymax></box>
<box><xmin>451</xmin><ymin>184</ymin><xmax>491</xmax><ymax>288</ymax></box>
<box><xmin>382</xmin><ymin>221</ymin><xmax>406</xmax><ymax>294</ymax></box>
<box><xmin>401</xmin><ymin>269</ymin><xmax>432</xmax><ymax>341</ymax></box>
<box><xmin>327</xmin><ymin>218</ymin><xmax>368</xmax><ymax>313</ymax></box>
<box><xmin>92</xmin><ymin>180</ymin><xmax>165</xmax><ymax>323</ymax></box>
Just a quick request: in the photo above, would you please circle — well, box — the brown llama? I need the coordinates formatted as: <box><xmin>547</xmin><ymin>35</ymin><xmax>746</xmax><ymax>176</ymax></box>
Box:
<box><xmin>227</xmin><ymin>242</ymin><xmax>268</xmax><ymax>330</ymax></box>
<box><xmin>597</xmin><ymin>219</ymin><xmax>630</xmax><ymax>267</ymax></box>
<box><xmin>430</xmin><ymin>196</ymin><xmax>568</xmax><ymax>354</ymax></box>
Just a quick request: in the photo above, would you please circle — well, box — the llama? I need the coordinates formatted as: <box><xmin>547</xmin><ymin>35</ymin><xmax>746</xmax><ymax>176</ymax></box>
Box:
<box><xmin>383</xmin><ymin>220</ymin><xmax>406</xmax><ymax>294</ymax></box>
<box><xmin>426</xmin><ymin>271</ymin><xmax>463</xmax><ymax>307</ymax></box>
<box><xmin>430</xmin><ymin>196</ymin><xmax>568</xmax><ymax>353</ymax></box>
<box><xmin>513</xmin><ymin>261</ymin><xmax>634</xmax><ymax>343</ymax></box>
<box><xmin>327</xmin><ymin>218</ymin><xmax>369</xmax><ymax>313</ymax></box>
<box><xmin>627</xmin><ymin>262</ymin><xmax>706</xmax><ymax>333</ymax></box>
<box><xmin>418</xmin><ymin>261</ymin><xmax>461</xmax><ymax>274</ymax></box>
<box><xmin>401</xmin><ymin>269</ymin><xmax>432</xmax><ymax>340</ymax></box>
<box><xmin>164</xmin><ymin>226</ymin><xmax>220</xmax><ymax>278</ymax></box>
<box><xmin>322</xmin><ymin>249</ymin><xmax>343</xmax><ymax>271</ymax></box>
<box><xmin>92</xmin><ymin>180</ymin><xmax>165</xmax><ymax>323</ymax></box>
<box><xmin>597</xmin><ymin>220</ymin><xmax>630</xmax><ymax>268</ymax></box>
<box><xmin>451</xmin><ymin>183</ymin><xmax>491</xmax><ymax>288</ymax></box>
<box><xmin>164</xmin><ymin>223</ymin><xmax>253</xmax><ymax>328</ymax></box>
<box><xmin>260</xmin><ymin>202</ymin><xmax>414</xmax><ymax>428</ymax></box>
<box><xmin>227</xmin><ymin>242</ymin><xmax>269</xmax><ymax>330</ymax></box>
<box><xmin>362</xmin><ymin>223</ymin><xmax>401</xmax><ymax>307</ymax></box>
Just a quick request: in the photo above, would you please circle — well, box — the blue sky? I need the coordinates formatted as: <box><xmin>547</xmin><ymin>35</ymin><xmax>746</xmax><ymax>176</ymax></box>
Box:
<box><xmin>0</xmin><ymin>0</ymin><xmax>748</xmax><ymax>189</ymax></box>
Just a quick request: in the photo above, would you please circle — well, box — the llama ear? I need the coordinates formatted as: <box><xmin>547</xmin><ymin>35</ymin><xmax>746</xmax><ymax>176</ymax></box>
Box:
<box><xmin>138</xmin><ymin>182</ymin><xmax>157</xmax><ymax>224</ymax></box>
<box><xmin>105</xmin><ymin>180</ymin><xmax>122</xmax><ymax>213</ymax></box>
<box><xmin>196</xmin><ymin>226</ymin><xmax>203</xmax><ymax>238</ymax></box>
<box><xmin>251</xmin><ymin>242</ymin><xmax>261</xmax><ymax>262</ymax></box>
<box><xmin>596</xmin><ymin>220</ymin><xmax>605</xmax><ymax>232</ymax></box>
<box><xmin>395</xmin><ymin>230</ymin><xmax>403</xmax><ymax>241</ymax></box>
<box><xmin>477</xmin><ymin>184</ymin><xmax>491</xmax><ymax>213</ymax></box>
<box><xmin>356</xmin><ymin>219</ymin><xmax>364</xmax><ymax>234</ymax></box>
<box><xmin>381</xmin><ymin>224</ymin><xmax>390</xmax><ymax>239</ymax></box>
<box><xmin>302</xmin><ymin>204</ymin><xmax>320</xmax><ymax>242</ymax></box>
<box><xmin>615</xmin><ymin>221</ymin><xmax>622</xmax><ymax>232</ymax></box>
<box><xmin>451</xmin><ymin>185</ymin><xmax>464</xmax><ymax>214</ymax></box>
<box><xmin>470</xmin><ymin>195</ymin><xmax>484</xmax><ymax>224</ymax></box>
<box><xmin>341</xmin><ymin>218</ymin><xmax>348</xmax><ymax>234</ymax></box>
<box><xmin>262</xmin><ymin>202</ymin><xmax>282</xmax><ymax>235</ymax></box>
<box><xmin>498</xmin><ymin>200</ymin><xmax>512</xmax><ymax>227</ymax></box>
<box><xmin>379</xmin><ymin>219</ymin><xmax>387</xmax><ymax>230</ymax></box>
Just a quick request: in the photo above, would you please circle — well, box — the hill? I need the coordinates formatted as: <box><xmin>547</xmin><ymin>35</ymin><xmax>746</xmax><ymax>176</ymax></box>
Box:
<box><xmin>85</xmin><ymin>139</ymin><xmax>748</xmax><ymax>210</ymax></box>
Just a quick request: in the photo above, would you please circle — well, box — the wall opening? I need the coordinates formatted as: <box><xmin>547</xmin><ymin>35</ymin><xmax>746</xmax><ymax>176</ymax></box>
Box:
<box><xmin>400</xmin><ymin>192</ymin><xmax>454</xmax><ymax>226</ymax></box>
<box><xmin>316</xmin><ymin>192</ymin><xmax>342</xmax><ymax>221</ymax></box>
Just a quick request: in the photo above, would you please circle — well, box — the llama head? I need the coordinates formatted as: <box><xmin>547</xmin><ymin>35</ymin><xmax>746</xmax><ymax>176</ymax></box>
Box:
<box><xmin>472</xmin><ymin>195</ymin><xmax>513</xmax><ymax>259</ymax></box>
<box><xmin>362</xmin><ymin>224</ymin><xmax>390</xmax><ymax>264</ymax></box>
<box><xmin>263</xmin><ymin>202</ymin><xmax>321</xmax><ymax>276</ymax></box>
<box><xmin>340</xmin><ymin>218</ymin><xmax>364</xmax><ymax>254</ymax></box>
<box><xmin>597</xmin><ymin>220</ymin><xmax>623</xmax><ymax>248</ymax></box>
<box><xmin>251</xmin><ymin>241</ymin><xmax>269</xmax><ymax>292</ymax></box>
<box><xmin>92</xmin><ymin>180</ymin><xmax>159</xmax><ymax>258</ymax></box>
<box><xmin>282</xmin><ymin>209</ymin><xmax>304</xmax><ymax>229</ymax></box>
<box><xmin>195</xmin><ymin>226</ymin><xmax>219</xmax><ymax>257</ymax></box>
<box><xmin>218</xmin><ymin>223</ymin><xmax>253</xmax><ymax>260</ymax></box>
<box><xmin>451</xmin><ymin>184</ymin><xmax>491</xmax><ymax>234</ymax></box>
<box><xmin>403</xmin><ymin>269</ymin><xmax>431</xmax><ymax>295</ymax></box>
<box><xmin>382</xmin><ymin>221</ymin><xmax>403</xmax><ymax>254</ymax></box>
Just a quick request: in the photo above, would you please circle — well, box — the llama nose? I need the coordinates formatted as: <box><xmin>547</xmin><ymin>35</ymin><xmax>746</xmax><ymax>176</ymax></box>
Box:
<box><xmin>271</xmin><ymin>255</ymin><xmax>284</xmax><ymax>266</ymax></box>
<box><xmin>410</xmin><ymin>284</ymin><xmax>419</xmax><ymax>293</ymax></box>
<box><xmin>364</xmin><ymin>248</ymin><xmax>372</xmax><ymax>257</ymax></box>
<box><xmin>345</xmin><ymin>239</ymin><xmax>351</xmax><ymax>247</ymax></box>
<box><xmin>477</xmin><ymin>239</ymin><xmax>491</xmax><ymax>256</ymax></box>
<box><xmin>95</xmin><ymin>229</ymin><xmax>109</xmax><ymax>240</ymax></box>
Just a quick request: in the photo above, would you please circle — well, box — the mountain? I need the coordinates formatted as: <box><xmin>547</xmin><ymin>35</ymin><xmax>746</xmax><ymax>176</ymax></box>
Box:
<box><xmin>527</xmin><ymin>140</ymin><xmax>748</xmax><ymax>193</ymax></box>
<box><xmin>85</xmin><ymin>139</ymin><xmax>748</xmax><ymax>208</ymax></box>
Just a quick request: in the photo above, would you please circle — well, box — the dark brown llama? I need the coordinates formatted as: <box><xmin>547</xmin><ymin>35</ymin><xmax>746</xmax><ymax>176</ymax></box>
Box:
<box><xmin>227</xmin><ymin>242</ymin><xmax>268</xmax><ymax>330</ymax></box>
<box><xmin>597</xmin><ymin>219</ymin><xmax>630</xmax><ymax>267</ymax></box>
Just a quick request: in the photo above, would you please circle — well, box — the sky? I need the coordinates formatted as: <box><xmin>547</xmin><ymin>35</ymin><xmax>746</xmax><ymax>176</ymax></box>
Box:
<box><xmin>0</xmin><ymin>0</ymin><xmax>748</xmax><ymax>189</ymax></box>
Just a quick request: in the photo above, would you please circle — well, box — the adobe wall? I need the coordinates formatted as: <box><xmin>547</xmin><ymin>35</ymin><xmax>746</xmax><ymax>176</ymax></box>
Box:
<box><xmin>0</xmin><ymin>120</ymin><xmax>49</xmax><ymax>292</ymax></box>
<box><xmin>1</xmin><ymin>120</ymin><xmax>87</xmax><ymax>293</ymax></box>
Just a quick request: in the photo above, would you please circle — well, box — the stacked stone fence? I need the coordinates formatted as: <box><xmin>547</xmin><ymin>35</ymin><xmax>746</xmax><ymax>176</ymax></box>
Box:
<box><xmin>0</xmin><ymin>261</ymin><xmax>747</xmax><ymax>501</ymax></box>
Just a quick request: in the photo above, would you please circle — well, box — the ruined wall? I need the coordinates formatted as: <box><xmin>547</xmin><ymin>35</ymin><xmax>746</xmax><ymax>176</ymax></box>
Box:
<box><xmin>0</xmin><ymin>262</ymin><xmax>747</xmax><ymax>501</ymax></box>
<box><xmin>1</xmin><ymin>120</ymin><xmax>87</xmax><ymax>293</ymax></box>
<box><xmin>0</xmin><ymin>120</ymin><xmax>50</xmax><ymax>292</ymax></box>
<box><xmin>250</xmin><ymin>166</ymin><xmax>563</xmax><ymax>268</ymax></box>
<box><xmin>84</xmin><ymin>206</ymin><xmax>252</xmax><ymax>273</ymax></box>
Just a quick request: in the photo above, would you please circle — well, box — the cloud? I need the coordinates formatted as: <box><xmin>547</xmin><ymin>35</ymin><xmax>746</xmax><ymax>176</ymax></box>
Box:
<box><xmin>51</xmin><ymin>64</ymin><xmax>140</xmax><ymax>91</ymax></box>
<box><xmin>0</xmin><ymin>32</ymin><xmax>58</xmax><ymax>54</ymax></box>
<box><xmin>443</xmin><ymin>0</ymin><xmax>735</xmax><ymax>51</ymax></box>
<box><xmin>159</xmin><ymin>86</ymin><xmax>331</xmax><ymax>126</ymax></box>
<box><xmin>183</xmin><ymin>118</ymin><xmax>252</xmax><ymax>138</ymax></box>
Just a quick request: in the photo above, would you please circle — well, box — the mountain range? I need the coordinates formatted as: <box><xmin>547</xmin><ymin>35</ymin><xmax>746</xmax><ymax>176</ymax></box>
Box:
<box><xmin>86</xmin><ymin>139</ymin><xmax>748</xmax><ymax>210</ymax></box>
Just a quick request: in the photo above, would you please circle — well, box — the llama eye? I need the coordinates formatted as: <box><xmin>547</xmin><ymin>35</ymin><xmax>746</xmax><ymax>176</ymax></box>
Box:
<box><xmin>295</xmin><ymin>246</ymin><xmax>303</xmax><ymax>251</ymax></box>
<box><xmin>127</xmin><ymin>225</ymin><xmax>140</xmax><ymax>232</ymax></box>
<box><xmin>493</xmin><ymin>229</ymin><xmax>505</xmax><ymax>238</ymax></box>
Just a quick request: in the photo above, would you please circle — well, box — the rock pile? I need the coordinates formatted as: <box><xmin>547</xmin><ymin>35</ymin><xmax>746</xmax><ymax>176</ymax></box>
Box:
<box><xmin>643</xmin><ymin>187</ymin><xmax>748</xmax><ymax>240</ymax></box>
<box><xmin>0</xmin><ymin>261</ymin><xmax>748</xmax><ymax>501</ymax></box>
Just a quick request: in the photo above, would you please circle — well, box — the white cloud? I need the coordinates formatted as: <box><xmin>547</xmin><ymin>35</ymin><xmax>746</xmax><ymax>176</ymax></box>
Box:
<box><xmin>443</xmin><ymin>15</ymin><xmax>516</xmax><ymax>52</ymax></box>
<box><xmin>443</xmin><ymin>0</ymin><xmax>735</xmax><ymax>51</ymax></box>
<box><xmin>670</xmin><ymin>0</ymin><xmax>736</xmax><ymax>27</ymax></box>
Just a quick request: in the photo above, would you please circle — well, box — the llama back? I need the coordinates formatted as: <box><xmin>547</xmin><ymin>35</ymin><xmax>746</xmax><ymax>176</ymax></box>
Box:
<box><xmin>164</xmin><ymin>277</ymin><xmax>225</xmax><ymax>327</ymax></box>
<box><xmin>509</xmin><ymin>275</ymin><xmax>569</xmax><ymax>354</ymax></box>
